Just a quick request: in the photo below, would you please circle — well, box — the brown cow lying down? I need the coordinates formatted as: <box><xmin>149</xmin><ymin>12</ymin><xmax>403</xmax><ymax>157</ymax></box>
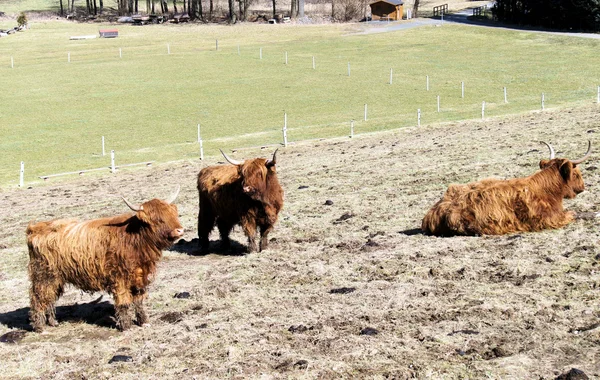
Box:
<box><xmin>422</xmin><ymin>141</ymin><xmax>592</xmax><ymax>236</ymax></box>
<box><xmin>197</xmin><ymin>149</ymin><xmax>284</xmax><ymax>253</ymax></box>
<box><xmin>26</xmin><ymin>188</ymin><xmax>184</xmax><ymax>332</ymax></box>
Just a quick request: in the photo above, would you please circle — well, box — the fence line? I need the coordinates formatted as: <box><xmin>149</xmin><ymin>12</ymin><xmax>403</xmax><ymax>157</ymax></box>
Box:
<box><xmin>16</xmin><ymin>96</ymin><xmax>594</xmax><ymax>186</ymax></box>
<box><xmin>5</xmin><ymin>43</ymin><xmax>600</xmax><ymax>186</ymax></box>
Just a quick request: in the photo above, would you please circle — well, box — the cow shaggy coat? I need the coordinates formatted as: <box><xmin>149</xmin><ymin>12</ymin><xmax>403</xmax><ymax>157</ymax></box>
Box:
<box><xmin>422</xmin><ymin>141</ymin><xmax>592</xmax><ymax>236</ymax></box>
<box><xmin>197</xmin><ymin>150</ymin><xmax>284</xmax><ymax>253</ymax></box>
<box><xmin>26</xmin><ymin>190</ymin><xmax>184</xmax><ymax>332</ymax></box>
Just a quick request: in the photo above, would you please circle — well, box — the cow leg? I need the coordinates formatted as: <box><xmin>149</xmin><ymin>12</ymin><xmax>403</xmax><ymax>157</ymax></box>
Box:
<box><xmin>113</xmin><ymin>287</ymin><xmax>133</xmax><ymax>331</ymax></box>
<box><xmin>197</xmin><ymin>200</ymin><xmax>215</xmax><ymax>252</ymax></box>
<box><xmin>29</xmin><ymin>265</ymin><xmax>63</xmax><ymax>332</ymax></box>
<box><xmin>241</xmin><ymin>218</ymin><xmax>258</xmax><ymax>253</ymax></box>
<box><xmin>45</xmin><ymin>284</ymin><xmax>64</xmax><ymax>327</ymax></box>
<box><xmin>133</xmin><ymin>294</ymin><xmax>149</xmax><ymax>326</ymax></box>
<box><xmin>259</xmin><ymin>224</ymin><xmax>274</xmax><ymax>252</ymax></box>
<box><xmin>217</xmin><ymin>219</ymin><xmax>233</xmax><ymax>250</ymax></box>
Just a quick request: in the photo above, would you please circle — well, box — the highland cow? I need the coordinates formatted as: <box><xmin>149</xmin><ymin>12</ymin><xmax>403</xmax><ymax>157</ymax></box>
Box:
<box><xmin>26</xmin><ymin>188</ymin><xmax>184</xmax><ymax>332</ymax></box>
<box><xmin>197</xmin><ymin>149</ymin><xmax>283</xmax><ymax>253</ymax></box>
<box><xmin>422</xmin><ymin>141</ymin><xmax>592</xmax><ymax>236</ymax></box>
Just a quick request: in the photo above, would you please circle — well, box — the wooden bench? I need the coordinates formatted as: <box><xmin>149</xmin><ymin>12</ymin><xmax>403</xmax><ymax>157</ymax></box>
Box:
<box><xmin>99</xmin><ymin>29</ymin><xmax>118</xmax><ymax>38</ymax></box>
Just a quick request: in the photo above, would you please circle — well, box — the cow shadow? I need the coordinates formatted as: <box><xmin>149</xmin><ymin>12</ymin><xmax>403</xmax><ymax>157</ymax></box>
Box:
<box><xmin>169</xmin><ymin>238</ymin><xmax>247</xmax><ymax>256</ymax></box>
<box><xmin>398</xmin><ymin>228</ymin><xmax>424</xmax><ymax>236</ymax></box>
<box><xmin>0</xmin><ymin>297</ymin><xmax>116</xmax><ymax>331</ymax></box>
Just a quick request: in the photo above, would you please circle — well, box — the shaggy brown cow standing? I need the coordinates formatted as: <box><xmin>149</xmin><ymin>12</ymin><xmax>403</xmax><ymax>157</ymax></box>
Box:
<box><xmin>26</xmin><ymin>188</ymin><xmax>184</xmax><ymax>332</ymax></box>
<box><xmin>197</xmin><ymin>149</ymin><xmax>283</xmax><ymax>253</ymax></box>
<box><xmin>422</xmin><ymin>141</ymin><xmax>592</xmax><ymax>236</ymax></box>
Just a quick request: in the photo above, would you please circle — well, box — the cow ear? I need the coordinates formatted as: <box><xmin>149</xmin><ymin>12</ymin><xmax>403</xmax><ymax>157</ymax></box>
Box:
<box><xmin>135</xmin><ymin>209</ymin><xmax>153</xmax><ymax>224</ymax></box>
<box><xmin>560</xmin><ymin>161</ymin><xmax>573</xmax><ymax>180</ymax></box>
<box><xmin>539</xmin><ymin>159</ymin><xmax>550</xmax><ymax>169</ymax></box>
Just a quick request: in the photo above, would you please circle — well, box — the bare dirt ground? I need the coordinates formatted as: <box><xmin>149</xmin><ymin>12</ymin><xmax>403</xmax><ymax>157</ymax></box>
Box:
<box><xmin>1</xmin><ymin>105</ymin><xmax>600</xmax><ymax>379</ymax></box>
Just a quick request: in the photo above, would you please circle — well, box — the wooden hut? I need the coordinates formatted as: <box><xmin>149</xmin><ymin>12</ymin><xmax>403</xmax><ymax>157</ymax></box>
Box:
<box><xmin>369</xmin><ymin>0</ymin><xmax>404</xmax><ymax>21</ymax></box>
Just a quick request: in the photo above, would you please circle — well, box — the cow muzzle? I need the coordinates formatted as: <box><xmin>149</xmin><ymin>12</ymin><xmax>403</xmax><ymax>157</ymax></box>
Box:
<box><xmin>170</xmin><ymin>228</ymin><xmax>185</xmax><ymax>240</ymax></box>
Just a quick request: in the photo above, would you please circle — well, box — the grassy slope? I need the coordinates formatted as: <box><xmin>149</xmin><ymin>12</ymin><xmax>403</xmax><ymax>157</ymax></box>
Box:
<box><xmin>0</xmin><ymin>104</ymin><xmax>599</xmax><ymax>378</ymax></box>
<box><xmin>0</xmin><ymin>21</ymin><xmax>599</xmax><ymax>186</ymax></box>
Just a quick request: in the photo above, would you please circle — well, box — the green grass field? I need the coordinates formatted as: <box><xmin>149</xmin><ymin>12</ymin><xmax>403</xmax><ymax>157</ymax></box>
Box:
<box><xmin>1</xmin><ymin>20</ymin><xmax>600</xmax><ymax>186</ymax></box>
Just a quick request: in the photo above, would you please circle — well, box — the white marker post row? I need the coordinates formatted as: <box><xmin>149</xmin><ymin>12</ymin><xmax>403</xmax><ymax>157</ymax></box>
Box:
<box><xmin>198</xmin><ymin>124</ymin><xmax>204</xmax><ymax>160</ymax></box>
<box><xmin>19</xmin><ymin>161</ymin><xmax>24</xmax><ymax>187</ymax></box>
<box><xmin>283</xmin><ymin>112</ymin><xmax>288</xmax><ymax>147</ymax></box>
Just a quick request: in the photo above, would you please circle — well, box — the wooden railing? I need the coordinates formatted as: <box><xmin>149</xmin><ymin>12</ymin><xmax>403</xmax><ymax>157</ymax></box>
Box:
<box><xmin>433</xmin><ymin>4</ymin><xmax>448</xmax><ymax>17</ymax></box>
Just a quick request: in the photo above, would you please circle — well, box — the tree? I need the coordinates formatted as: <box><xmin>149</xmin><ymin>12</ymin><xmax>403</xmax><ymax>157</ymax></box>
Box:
<box><xmin>272</xmin><ymin>0</ymin><xmax>276</xmax><ymax>19</ymax></box>
<box><xmin>190</xmin><ymin>0</ymin><xmax>203</xmax><ymax>20</ymax></box>
<box><xmin>59</xmin><ymin>0</ymin><xmax>64</xmax><ymax>16</ymax></box>
<box><xmin>17</xmin><ymin>12</ymin><xmax>27</xmax><ymax>26</ymax></box>
<box><xmin>412</xmin><ymin>0</ymin><xmax>419</xmax><ymax>17</ymax></box>
<box><xmin>291</xmin><ymin>0</ymin><xmax>297</xmax><ymax>18</ymax></box>
<box><xmin>228</xmin><ymin>0</ymin><xmax>235</xmax><ymax>22</ymax></box>
<box><xmin>493</xmin><ymin>0</ymin><xmax>600</xmax><ymax>31</ymax></box>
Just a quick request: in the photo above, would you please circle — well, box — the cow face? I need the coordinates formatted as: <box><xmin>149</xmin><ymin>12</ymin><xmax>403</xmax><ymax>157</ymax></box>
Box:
<box><xmin>558</xmin><ymin>160</ymin><xmax>585</xmax><ymax>198</ymax></box>
<box><xmin>538</xmin><ymin>141</ymin><xmax>591</xmax><ymax>199</ymax></box>
<box><xmin>221</xmin><ymin>149</ymin><xmax>278</xmax><ymax>203</ymax></box>
<box><xmin>122</xmin><ymin>187</ymin><xmax>185</xmax><ymax>243</ymax></box>
<box><xmin>138</xmin><ymin>199</ymin><xmax>185</xmax><ymax>242</ymax></box>
<box><xmin>239</xmin><ymin>159</ymin><xmax>276</xmax><ymax>201</ymax></box>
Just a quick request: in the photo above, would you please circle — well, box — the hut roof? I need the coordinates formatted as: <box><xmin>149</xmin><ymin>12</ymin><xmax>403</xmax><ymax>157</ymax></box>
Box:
<box><xmin>370</xmin><ymin>0</ymin><xmax>404</xmax><ymax>5</ymax></box>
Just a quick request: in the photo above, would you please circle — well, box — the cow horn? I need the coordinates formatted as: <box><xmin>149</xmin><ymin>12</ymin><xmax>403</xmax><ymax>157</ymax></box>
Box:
<box><xmin>570</xmin><ymin>140</ymin><xmax>592</xmax><ymax>165</ymax></box>
<box><xmin>166</xmin><ymin>185</ymin><xmax>180</xmax><ymax>204</ymax></box>
<box><xmin>122</xmin><ymin>196</ymin><xmax>143</xmax><ymax>212</ymax></box>
<box><xmin>220</xmin><ymin>149</ymin><xmax>243</xmax><ymax>165</ymax></box>
<box><xmin>266</xmin><ymin>148</ymin><xmax>278</xmax><ymax>167</ymax></box>
<box><xmin>540</xmin><ymin>141</ymin><xmax>555</xmax><ymax>159</ymax></box>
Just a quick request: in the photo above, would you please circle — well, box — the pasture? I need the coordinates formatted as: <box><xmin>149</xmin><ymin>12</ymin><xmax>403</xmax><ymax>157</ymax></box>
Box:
<box><xmin>1</xmin><ymin>21</ymin><xmax>600</xmax><ymax>186</ymax></box>
<box><xmin>1</xmin><ymin>104</ymin><xmax>599</xmax><ymax>378</ymax></box>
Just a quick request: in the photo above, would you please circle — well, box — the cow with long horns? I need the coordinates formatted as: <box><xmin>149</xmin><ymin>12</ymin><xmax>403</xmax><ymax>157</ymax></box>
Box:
<box><xmin>197</xmin><ymin>149</ymin><xmax>284</xmax><ymax>253</ymax></box>
<box><xmin>26</xmin><ymin>188</ymin><xmax>184</xmax><ymax>332</ymax></box>
<box><xmin>422</xmin><ymin>141</ymin><xmax>592</xmax><ymax>236</ymax></box>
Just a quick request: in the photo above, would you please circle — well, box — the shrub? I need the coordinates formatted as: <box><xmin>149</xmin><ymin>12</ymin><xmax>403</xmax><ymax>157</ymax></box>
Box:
<box><xmin>17</xmin><ymin>12</ymin><xmax>28</xmax><ymax>27</ymax></box>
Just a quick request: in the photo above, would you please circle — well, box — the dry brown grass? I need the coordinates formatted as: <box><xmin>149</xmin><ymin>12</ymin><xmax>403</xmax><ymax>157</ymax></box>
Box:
<box><xmin>1</xmin><ymin>105</ymin><xmax>600</xmax><ymax>378</ymax></box>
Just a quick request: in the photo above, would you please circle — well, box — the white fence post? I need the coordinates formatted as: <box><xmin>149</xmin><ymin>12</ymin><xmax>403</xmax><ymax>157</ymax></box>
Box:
<box><xmin>481</xmin><ymin>101</ymin><xmax>485</xmax><ymax>119</ymax></box>
<box><xmin>312</xmin><ymin>56</ymin><xmax>315</xmax><ymax>69</ymax></box>
<box><xmin>216</xmin><ymin>39</ymin><xmax>218</xmax><ymax>51</ymax></box>
<box><xmin>102</xmin><ymin>136</ymin><xmax>106</xmax><ymax>156</ymax></box>
<box><xmin>504</xmin><ymin>87</ymin><xmax>508</xmax><ymax>103</ymax></box>
<box><xmin>283</xmin><ymin>112</ymin><xmax>288</xmax><ymax>147</ymax></box>
<box><xmin>437</xmin><ymin>95</ymin><xmax>440</xmax><ymax>112</ymax></box>
<box><xmin>350</xmin><ymin>120</ymin><xmax>354</xmax><ymax>138</ymax></box>
<box><xmin>11</xmin><ymin>56</ymin><xmax>14</xmax><ymax>69</ymax></box>
<box><xmin>197</xmin><ymin>124</ymin><xmax>201</xmax><ymax>142</ymax></box>
<box><xmin>167</xmin><ymin>43</ymin><xmax>170</xmax><ymax>55</ymax></box>
<box><xmin>19</xmin><ymin>161</ymin><xmax>24</xmax><ymax>188</ymax></box>
<box><xmin>199</xmin><ymin>138</ymin><xmax>204</xmax><ymax>160</ymax></box>
<box><xmin>389</xmin><ymin>68</ymin><xmax>393</xmax><ymax>84</ymax></box>
<box><xmin>111</xmin><ymin>150</ymin><xmax>116</xmax><ymax>173</ymax></box>
<box><xmin>541</xmin><ymin>93</ymin><xmax>545</xmax><ymax>110</ymax></box>
<box><xmin>417</xmin><ymin>109</ymin><xmax>421</xmax><ymax>126</ymax></box>
<box><xmin>461</xmin><ymin>81</ymin><xmax>464</xmax><ymax>98</ymax></box>
<box><xmin>68</xmin><ymin>52</ymin><xmax>71</xmax><ymax>63</ymax></box>
<box><xmin>426</xmin><ymin>75</ymin><xmax>429</xmax><ymax>91</ymax></box>
<box><xmin>364</xmin><ymin>104</ymin><xmax>368</xmax><ymax>121</ymax></box>
<box><xmin>119</xmin><ymin>48</ymin><xmax>122</xmax><ymax>58</ymax></box>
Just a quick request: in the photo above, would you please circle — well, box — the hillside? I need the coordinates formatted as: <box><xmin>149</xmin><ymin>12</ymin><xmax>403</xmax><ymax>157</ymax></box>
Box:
<box><xmin>1</xmin><ymin>104</ymin><xmax>600</xmax><ymax>378</ymax></box>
